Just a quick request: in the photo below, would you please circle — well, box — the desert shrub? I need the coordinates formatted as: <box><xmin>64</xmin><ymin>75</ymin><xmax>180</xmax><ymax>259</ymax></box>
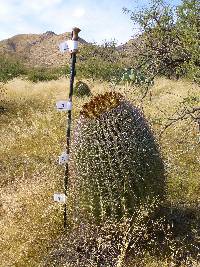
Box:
<box><xmin>77</xmin><ymin>60</ymin><xmax>123</xmax><ymax>84</ymax></box>
<box><xmin>74</xmin><ymin>81</ymin><xmax>91</xmax><ymax>97</ymax></box>
<box><xmin>0</xmin><ymin>55</ymin><xmax>25</xmax><ymax>108</ymax></box>
<box><xmin>0</xmin><ymin>84</ymin><xmax>7</xmax><ymax>112</ymax></box>
<box><xmin>72</xmin><ymin>92</ymin><xmax>165</xmax><ymax>223</ymax></box>
<box><xmin>26</xmin><ymin>67</ymin><xmax>66</xmax><ymax>82</ymax></box>
<box><xmin>77</xmin><ymin>42</ymin><xmax>124</xmax><ymax>83</ymax></box>
<box><xmin>121</xmin><ymin>68</ymin><xmax>154</xmax><ymax>86</ymax></box>
<box><xmin>124</xmin><ymin>0</ymin><xmax>200</xmax><ymax>82</ymax></box>
<box><xmin>0</xmin><ymin>54</ymin><xmax>25</xmax><ymax>83</ymax></box>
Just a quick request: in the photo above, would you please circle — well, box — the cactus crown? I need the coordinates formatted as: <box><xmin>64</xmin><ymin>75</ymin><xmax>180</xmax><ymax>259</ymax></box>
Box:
<box><xmin>80</xmin><ymin>91</ymin><xmax>123</xmax><ymax>119</ymax></box>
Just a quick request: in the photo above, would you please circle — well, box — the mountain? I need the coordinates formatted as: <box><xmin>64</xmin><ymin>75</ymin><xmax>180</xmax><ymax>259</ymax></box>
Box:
<box><xmin>0</xmin><ymin>31</ymin><xmax>87</xmax><ymax>68</ymax></box>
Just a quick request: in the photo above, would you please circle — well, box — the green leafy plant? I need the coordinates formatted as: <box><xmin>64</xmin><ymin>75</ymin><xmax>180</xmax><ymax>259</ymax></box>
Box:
<box><xmin>0</xmin><ymin>54</ymin><xmax>25</xmax><ymax>83</ymax></box>
<box><xmin>26</xmin><ymin>67</ymin><xmax>66</xmax><ymax>83</ymax></box>
<box><xmin>77</xmin><ymin>42</ymin><xmax>124</xmax><ymax>83</ymax></box>
<box><xmin>123</xmin><ymin>0</ymin><xmax>200</xmax><ymax>82</ymax></box>
<box><xmin>121</xmin><ymin>68</ymin><xmax>154</xmax><ymax>86</ymax></box>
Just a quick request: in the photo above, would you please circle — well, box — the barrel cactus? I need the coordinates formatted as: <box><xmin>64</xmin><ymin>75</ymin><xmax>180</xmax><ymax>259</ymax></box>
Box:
<box><xmin>72</xmin><ymin>91</ymin><xmax>165</xmax><ymax>223</ymax></box>
<box><xmin>74</xmin><ymin>81</ymin><xmax>91</xmax><ymax>97</ymax></box>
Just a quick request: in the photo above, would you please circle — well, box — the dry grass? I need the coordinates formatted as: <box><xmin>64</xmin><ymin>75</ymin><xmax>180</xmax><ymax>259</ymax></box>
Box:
<box><xmin>0</xmin><ymin>77</ymin><xmax>199</xmax><ymax>266</ymax></box>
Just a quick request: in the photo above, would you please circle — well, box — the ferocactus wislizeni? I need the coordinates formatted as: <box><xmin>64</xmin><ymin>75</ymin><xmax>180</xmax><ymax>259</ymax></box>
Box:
<box><xmin>72</xmin><ymin>91</ymin><xmax>165</xmax><ymax>222</ymax></box>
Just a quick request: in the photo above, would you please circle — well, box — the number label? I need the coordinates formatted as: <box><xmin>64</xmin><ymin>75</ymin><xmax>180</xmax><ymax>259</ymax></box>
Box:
<box><xmin>59</xmin><ymin>41</ymin><xmax>69</xmax><ymax>53</ymax></box>
<box><xmin>56</xmin><ymin>101</ymin><xmax>67</xmax><ymax>111</ymax></box>
<box><xmin>54</xmin><ymin>193</ymin><xmax>66</xmax><ymax>203</ymax></box>
<box><xmin>56</xmin><ymin>101</ymin><xmax>72</xmax><ymax>111</ymax></box>
<box><xmin>58</xmin><ymin>152</ymin><xmax>69</xmax><ymax>165</ymax></box>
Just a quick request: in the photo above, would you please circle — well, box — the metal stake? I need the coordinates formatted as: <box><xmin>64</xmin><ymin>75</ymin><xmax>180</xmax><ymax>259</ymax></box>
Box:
<box><xmin>64</xmin><ymin>27</ymin><xmax>81</xmax><ymax>228</ymax></box>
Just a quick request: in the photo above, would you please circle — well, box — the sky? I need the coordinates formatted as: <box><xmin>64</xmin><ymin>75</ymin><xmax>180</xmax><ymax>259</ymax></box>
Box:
<box><xmin>0</xmin><ymin>0</ymin><xmax>182</xmax><ymax>45</ymax></box>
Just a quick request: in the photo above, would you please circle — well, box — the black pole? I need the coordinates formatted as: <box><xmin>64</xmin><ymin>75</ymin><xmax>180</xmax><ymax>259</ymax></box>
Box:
<box><xmin>63</xmin><ymin>28</ymin><xmax>80</xmax><ymax>229</ymax></box>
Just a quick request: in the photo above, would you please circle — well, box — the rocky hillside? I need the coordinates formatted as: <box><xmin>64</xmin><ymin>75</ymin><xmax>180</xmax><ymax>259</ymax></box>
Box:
<box><xmin>0</xmin><ymin>31</ymin><xmax>87</xmax><ymax>68</ymax></box>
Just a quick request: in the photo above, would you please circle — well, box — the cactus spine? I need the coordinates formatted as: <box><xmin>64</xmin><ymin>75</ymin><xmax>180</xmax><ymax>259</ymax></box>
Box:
<box><xmin>72</xmin><ymin>92</ymin><xmax>165</xmax><ymax>223</ymax></box>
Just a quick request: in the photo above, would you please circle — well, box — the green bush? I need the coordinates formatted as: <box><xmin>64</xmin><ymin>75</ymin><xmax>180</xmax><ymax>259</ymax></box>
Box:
<box><xmin>0</xmin><ymin>54</ymin><xmax>25</xmax><ymax>83</ymax></box>
<box><xmin>124</xmin><ymin>0</ymin><xmax>200</xmax><ymax>82</ymax></box>
<box><xmin>26</xmin><ymin>67</ymin><xmax>66</xmax><ymax>83</ymax></box>
<box><xmin>121</xmin><ymin>68</ymin><xmax>154</xmax><ymax>86</ymax></box>
<box><xmin>77</xmin><ymin>42</ymin><xmax>124</xmax><ymax>83</ymax></box>
<box><xmin>72</xmin><ymin>92</ymin><xmax>165</xmax><ymax>223</ymax></box>
<box><xmin>74</xmin><ymin>81</ymin><xmax>91</xmax><ymax>97</ymax></box>
<box><xmin>77</xmin><ymin>59</ymin><xmax>124</xmax><ymax>83</ymax></box>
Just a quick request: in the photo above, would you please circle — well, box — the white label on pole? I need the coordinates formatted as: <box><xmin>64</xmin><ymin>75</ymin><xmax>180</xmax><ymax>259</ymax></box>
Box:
<box><xmin>67</xmin><ymin>40</ymin><xmax>78</xmax><ymax>52</ymax></box>
<box><xmin>59</xmin><ymin>41</ymin><xmax>69</xmax><ymax>53</ymax></box>
<box><xmin>56</xmin><ymin>101</ymin><xmax>73</xmax><ymax>111</ymax></box>
<box><xmin>56</xmin><ymin>101</ymin><xmax>68</xmax><ymax>111</ymax></box>
<box><xmin>58</xmin><ymin>152</ymin><xmax>69</xmax><ymax>165</ymax></box>
<box><xmin>54</xmin><ymin>193</ymin><xmax>66</xmax><ymax>203</ymax></box>
<box><xmin>66</xmin><ymin>101</ymin><xmax>72</xmax><ymax>110</ymax></box>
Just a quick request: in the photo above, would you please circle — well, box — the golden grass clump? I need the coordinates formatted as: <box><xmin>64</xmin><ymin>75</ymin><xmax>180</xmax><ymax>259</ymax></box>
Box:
<box><xmin>0</xmin><ymin>77</ymin><xmax>200</xmax><ymax>266</ymax></box>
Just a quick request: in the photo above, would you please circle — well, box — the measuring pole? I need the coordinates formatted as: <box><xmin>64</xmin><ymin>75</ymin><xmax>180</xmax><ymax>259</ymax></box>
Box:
<box><xmin>56</xmin><ymin>27</ymin><xmax>81</xmax><ymax>228</ymax></box>
<box><xmin>63</xmin><ymin>27</ymin><xmax>81</xmax><ymax>228</ymax></box>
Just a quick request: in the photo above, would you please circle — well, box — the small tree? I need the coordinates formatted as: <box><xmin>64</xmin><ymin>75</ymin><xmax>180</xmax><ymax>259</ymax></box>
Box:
<box><xmin>77</xmin><ymin>42</ymin><xmax>124</xmax><ymax>83</ymax></box>
<box><xmin>175</xmin><ymin>0</ymin><xmax>200</xmax><ymax>82</ymax></box>
<box><xmin>123</xmin><ymin>0</ymin><xmax>200</xmax><ymax>81</ymax></box>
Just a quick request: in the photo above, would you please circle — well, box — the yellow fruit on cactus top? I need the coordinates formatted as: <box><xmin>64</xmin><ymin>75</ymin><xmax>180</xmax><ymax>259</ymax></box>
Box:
<box><xmin>80</xmin><ymin>91</ymin><xmax>123</xmax><ymax>118</ymax></box>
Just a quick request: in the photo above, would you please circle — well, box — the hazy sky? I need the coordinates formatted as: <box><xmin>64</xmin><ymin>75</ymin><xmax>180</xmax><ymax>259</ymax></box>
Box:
<box><xmin>0</xmin><ymin>0</ymin><xmax>182</xmax><ymax>44</ymax></box>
